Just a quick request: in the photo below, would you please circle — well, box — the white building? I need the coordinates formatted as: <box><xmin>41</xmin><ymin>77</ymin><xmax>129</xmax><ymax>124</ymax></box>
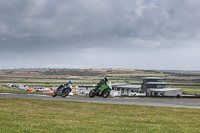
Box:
<box><xmin>142</xmin><ymin>77</ymin><xmax>183</xmax><ymax>97</ymax></box>
<box><xmin>111</xmin><ymin>83</ymin><xmax>141</xmax><ymax>96</ymax></box>
<box><xmin>149</xmin><ymin>88</ymin><xmax>182</xmax><ymax>96</ymax></box>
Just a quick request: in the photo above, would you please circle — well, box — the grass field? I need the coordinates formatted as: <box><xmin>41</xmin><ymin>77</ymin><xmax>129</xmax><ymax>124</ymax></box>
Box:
<box><xmin>182</xmin><ymin>88</ymin><xmax>200</xmax><ymax>95</ymax></box>
<box><xmin>1</xmin><ymin>69</ymin><xmax>200</xmax><ymax>87</ymax></box>
<box><xmin>0</xmin><ymin>98</ymin><xmax>200</xmax><ymax>133</ymax></box>
<box><xmin>0</xmin><ymin>87</ymin><xmax>51</xmax><ymax>95</ymax></box>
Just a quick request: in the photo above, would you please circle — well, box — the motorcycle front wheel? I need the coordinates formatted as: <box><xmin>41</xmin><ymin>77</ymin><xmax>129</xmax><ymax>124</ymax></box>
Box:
<box><xmin>102</xmin><ymin>90</ymin><xmax>110</xmax><ymax>98</ymax></box>
<box><xmin>62</xmin><ymin>89</ymin><xmax>70</xmax><ymax>97</ymax></box>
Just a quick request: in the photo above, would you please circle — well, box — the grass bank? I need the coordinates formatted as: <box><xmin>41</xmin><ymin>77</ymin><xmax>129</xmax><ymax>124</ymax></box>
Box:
<box><xmin>182</xmin><ymin>88</ymin><xmax>200</xmax><ymax>95</ymax></box>
<box><xmin>0</xmin><ymin>98</ymin><xmax>200</xmax><ymax>133</ymax></box>
<box><xmin>0</xmin><ymin>87</ymin><xmax>51</xmax><ymax>95</ymax></box>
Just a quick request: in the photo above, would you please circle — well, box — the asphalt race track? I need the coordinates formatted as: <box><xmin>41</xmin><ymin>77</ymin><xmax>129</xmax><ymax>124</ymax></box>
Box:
<box><xmin>0</xmin><ymin>93</ymin><xmax>200</xmax><ymax>109</ymax></box>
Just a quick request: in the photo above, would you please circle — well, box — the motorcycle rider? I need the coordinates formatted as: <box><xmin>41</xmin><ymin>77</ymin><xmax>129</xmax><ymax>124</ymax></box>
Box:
<box><xmin>63</xmin><ymin>80</ymin><xmax>73</xmax><ymax>93</ymax></box>
<box><xmin>56</xmin><ymin>80</ymin><xmax>73</xmax><ymax>92</ymax></box>
<box><xmin>89</xmin><ymin>77</ymin><xmax>111</xmax><ymax>98</ymax></box>
<box><xmin>96</xmin><ymin>77</ymin><xmax>108</xmax><ymax>89</ymax></box>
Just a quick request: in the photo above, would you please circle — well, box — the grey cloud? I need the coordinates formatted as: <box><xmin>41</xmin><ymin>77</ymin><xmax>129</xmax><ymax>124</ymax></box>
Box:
<box><xmin>1</xmin><ymin>0</ymin><xmax>199</xmax><ymax>45</ymax></box>
<box><xmin>0</xmin><ymin>0</ymin><xmax>200</xmax><ymax>69</ymax></box>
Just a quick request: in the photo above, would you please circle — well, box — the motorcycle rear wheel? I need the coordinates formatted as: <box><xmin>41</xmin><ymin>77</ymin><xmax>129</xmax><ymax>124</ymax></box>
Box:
<box><xmin>52</xmin><ymin>91</ymin><xmax>57</xmax><ymax>97</ymax></box>
<box><xmin>89</xmin><ymin>89</ymin><xmax>95</xmax><ymax>98</ymax></box>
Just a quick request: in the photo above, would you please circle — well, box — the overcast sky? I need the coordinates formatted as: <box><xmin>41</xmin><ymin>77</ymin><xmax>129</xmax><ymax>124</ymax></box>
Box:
<box><xmin>0</xmin><ymin>0</ymin><xmax>200</xmax><ymax>70</ymax></box>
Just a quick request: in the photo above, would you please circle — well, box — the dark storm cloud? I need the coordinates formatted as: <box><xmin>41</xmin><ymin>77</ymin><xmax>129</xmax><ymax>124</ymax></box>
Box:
<box><xmin>1</xmin><ymin>0</ymin><xmax>200</xmax><ymax>48</ymax></box>
<box><xmin>0</xmin><ymin>0</ymin><xmax>200</xmax><ymax>69</ymax></box>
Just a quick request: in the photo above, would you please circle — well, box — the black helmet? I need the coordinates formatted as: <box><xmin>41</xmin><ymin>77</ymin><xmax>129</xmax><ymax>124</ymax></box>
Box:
<box><xmin>104</xmin><ymin>77</ymin><xmax>108</xmax><ymax>82</ymax></box>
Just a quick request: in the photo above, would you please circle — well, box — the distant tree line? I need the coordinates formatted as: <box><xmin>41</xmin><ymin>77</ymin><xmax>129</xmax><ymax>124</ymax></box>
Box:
<box><xmin>41</xmin><ymin>69</ymin><xmax>103</xmax><ymax>76</ymax></box>
<box><xmin>164</xmin><ymin>72</ymin><xmax>200</xmax><ymax>77</ymax></box>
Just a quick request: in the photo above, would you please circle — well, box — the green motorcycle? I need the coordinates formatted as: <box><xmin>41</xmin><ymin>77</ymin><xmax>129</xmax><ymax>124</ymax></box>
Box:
<box><xmin>89</xmin><ymin>77</ymin><xmax>111</xmax><ymax>98</ymax></box>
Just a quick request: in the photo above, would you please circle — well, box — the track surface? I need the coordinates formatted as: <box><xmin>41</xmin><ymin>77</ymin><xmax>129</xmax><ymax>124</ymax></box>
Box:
<box><xmin>1</xmin><ymin>93</ymin><xmax>200</xmax><ymax>109</ymax></box>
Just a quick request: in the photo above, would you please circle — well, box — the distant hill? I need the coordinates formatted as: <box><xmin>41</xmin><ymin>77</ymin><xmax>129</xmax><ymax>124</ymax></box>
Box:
<box><xmin>157</xmin><ymin>70</ymin><xmax>200</xmax><ymax>74</ymax></box>
<box><xmin>0</xmin><ymin>68</ymin><xmax>51</xmax><ymax>71</ymax></box>
<box><xmin>1</xmin><ymin>68</ymin><xmax>200</xmax><ymax>74</ymax></box>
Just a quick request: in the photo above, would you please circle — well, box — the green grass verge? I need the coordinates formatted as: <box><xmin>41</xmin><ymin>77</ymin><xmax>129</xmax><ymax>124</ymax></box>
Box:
<box><xmin>182</xmin><ymin>88</ymin><xmax>200</xmax><ymax>95</ymax></box>
<box><xmin>0</xmin><ymin>98</ymin><xmax>200</xmax><ymax>133</ymax></box>
<box><xmin>0</xmin><ymin>87</ymin><xmax>51</xmax><ymax>95</ymax></box>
